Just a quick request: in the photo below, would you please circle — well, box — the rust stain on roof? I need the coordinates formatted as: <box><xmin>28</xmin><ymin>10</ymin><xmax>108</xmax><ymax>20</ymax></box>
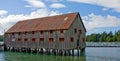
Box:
<box><xmin>6</xmin><ymin>12</ymin><xmax>79</xmax><ymax>33</ymax></box>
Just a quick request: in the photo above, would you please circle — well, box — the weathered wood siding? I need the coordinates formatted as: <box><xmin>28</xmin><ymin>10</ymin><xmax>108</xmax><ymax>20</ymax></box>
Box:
<box><xmin>4</xmin><ymin>15</ymin><xmax>86</xmax><ymax>50</ymax></box>
<box><xmin>64</xmin><ymin>15</ymin><xmax>86</xmax><ymax>49</ymax></box>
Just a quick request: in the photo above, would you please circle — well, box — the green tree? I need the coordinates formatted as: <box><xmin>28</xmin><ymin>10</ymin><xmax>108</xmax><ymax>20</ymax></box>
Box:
<box><xmin>116</xmin><ymin>30</ymin><xmax>120</xmax><ymax>42</ymax></box>
<box><xmin>106</xmin><ymin>36</ymin><xmax>111</xmax><ymax>42</ymax></box>
<box><xmin>86</xmin><ymin>30</ymin><xmax>120</xmax><ymax>42</ymax></box>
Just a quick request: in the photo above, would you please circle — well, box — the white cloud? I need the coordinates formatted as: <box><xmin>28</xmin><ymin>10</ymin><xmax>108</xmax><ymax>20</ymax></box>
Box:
<box><xmin>45</xmin><ymin>0</ymin><xmax>63</xmax><ymax>2</ymax></box>
<box><xmin>49</xmin><ymin>11</ymin><xmax>62</xmax><ymax>16</ymax></box>
<box><xmin>68</xmin><ymin>0</ymin><xmax>120</xmax><ymax>12</ymax></box>
<box><xmin>82</xmin><ymin>13</ymin><xmax>120</xmax><ymax>31</ymax></box>
<box><xmin>0</xmin><ymin>10</ymin><xmax>8</xmax><ymax>16</ymax></box>
<box><xmin>0</xmin><ymin>9</ymin><xmax>61</xmax><ymax>35</ymax></box>
<box><xmin>102</xmin><ymin>8</ymin><xmax>109</xmax><ymax>11</ymax></box>
<box><xmin>24</xmin><ymin>0</ymin><xmax>46</xmax><ymax>8</ymax></box>
<box><xmin>50</xmin><ymin>3</ymin><xmax>66</xmax><ymax>9</ymax></box>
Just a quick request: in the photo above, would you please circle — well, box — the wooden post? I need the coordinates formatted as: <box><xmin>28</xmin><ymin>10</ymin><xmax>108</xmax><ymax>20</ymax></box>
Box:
<box><xmin>62</xmin><ymin>49</ymin><xmax>64</xmax><ymax>56</ymax></box>
<box><xmin>64</xmin><ymin>50</ymin><xmax>67</xmax><ymax>56</ymax></box>
<box><xmin>77</xmin><ymin>49</ymin><xmax>79</xmax><ymax>56</ymax></box>
<box><xmin>68</xmin><ymin>49</ymin><xmax>71</xmax><ymax>56</ymax></box>
<box><xmin>19</xmin><ymin>48</ymin><xmax>22</xmax><ymax>52</ymax></box>
<box><xmin>72</xmin><ymin>49</ymin><xmax>74</xmax><ymax>56</ymax></box>
<box><xmin>25</xmin><ymin>48</ymin><xmax>27</xmax><ymax>53</ymax></box>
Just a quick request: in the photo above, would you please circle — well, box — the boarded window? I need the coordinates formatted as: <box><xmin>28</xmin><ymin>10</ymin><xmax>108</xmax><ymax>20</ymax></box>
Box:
<box><xmin>49</xmin><ymin>38</ymin><xmax>54</xmax><ymax>42</ymax></box>
<box><xmin>40</xmin><ymin>31</ymin><xmax>43</xmax><ymax>34</ymax></box>
<box><xmin>70</xmin><ymin>37</ymin><xmax>74</xmax><ymax>42</ymax></box>
<box><xmin>59</xmin><ymin>38</ymin><xmax>65</xmax><ymax>42</ymax></box>
<box><xmin>18</xmin><ymin>38</ymin><xmax>21</xmax><ymax>41</ymax></box>
<box><xmin>32</xmin><ymin>38</ymin><xmax>35</xmax><ymax>42</ymax></box>
<box><xmin>60</xmin><ymin>30</ymin><xmax>64</xmax><ymax>33</ymax></box>
<box><xmin>50</xmin><ymin>30</ymin><xmax>53</xmax><ymax>34</ymax></box>
<box><xmin>40</xmin><ymin>38</ymin><xmax>44</xmax><ymax>42</ymax></box>
<box><xmin>24</xmin><ymin>38</ymin><xmax>28</xmax><ymax>42</ymax></box>
<box><xmin>82</xmin><ymin>38</ymin><xmax>85</xmax><ymax>42</ymax></box>
<box><xmin>74</xmin><ymin>28</ymin><xmax>77</xmax><ymax>33</ymax></box>
<box><xmin>79</xmin><ymin>29</ymin><xmax>82</xmax><ymax>34</ymax></box>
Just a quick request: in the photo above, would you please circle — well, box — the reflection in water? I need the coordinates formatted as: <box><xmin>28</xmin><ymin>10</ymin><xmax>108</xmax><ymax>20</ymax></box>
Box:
<box><xmin>2</xmin><ymin>47</ymin><xmax>120</xmax><ymax>61</ymax></box>
<box><xmin>4</xmin><ymin>52</ymin><xmax>86</xmax><ymax>61</ymax></box>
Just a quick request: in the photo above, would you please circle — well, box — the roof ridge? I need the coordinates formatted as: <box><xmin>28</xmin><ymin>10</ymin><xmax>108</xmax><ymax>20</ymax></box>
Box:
<box><xmin>19</xmin><ymin>12</ymin><xmax>79</xmax><ymax>22</ymax></box>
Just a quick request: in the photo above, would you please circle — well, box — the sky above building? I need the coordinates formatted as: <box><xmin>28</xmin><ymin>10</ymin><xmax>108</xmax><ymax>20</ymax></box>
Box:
<box><xmin>0</xmin><ymin>0</ymin><xmax>120</xmax><ymax>35</ymax></box>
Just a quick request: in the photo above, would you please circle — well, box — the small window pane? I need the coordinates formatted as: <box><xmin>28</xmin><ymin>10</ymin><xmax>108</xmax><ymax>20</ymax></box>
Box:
<box><xmin>60</xmin><ymin>30</ymin><xmax>64</xmax><ymax>33</ymax></box>
<box><xmin>31</xmin><ymin>38</ymin><xmax>35</xmax><ymax>42</ymax></box>
<box><xmin>40</xmin><ymin>38</ymin><xmax>44</xmax><ymax>42</ymax></box>
<box><xmin>79</xmin><ymin>29</ymin><xmax>82</xmax><ymax>34</ymax></box>
<box><xmin>18</xmin><ymin>32</ymin><xmax>21</xmax><ymax>35</ymax></box>
<box><xmin>18</xmin><ymin>38</ymin><xmax>21</xmax><ymax>41</ymax></box>
<box><xmin>59</xmin><ymin>38</ymin><xmax>65</xmax><ymax>42</ymax></box>
<box><xmin>50</xmin><ymin>30</ymin><xmax>53</xmax><ymax>34</ymax></box>
<box><xmin>24</xmin><ymin>38</ymin><xmax>28</xmax><ymax>42</ymax></box>
<box><xmin>49</xmin><ymin>38</ymin><xmax>54</xmax><ymax>42</ymax></box>
<box><xmin>82</xmin><ymin>38</ymin><xmax>85</xmax><ymax>42</ymax></box>
<box><xmin>40</xmin><ymin>31</ymin><xmax>43</xmax><ymax>34</ymax></box>
<box><xmin>70</xmin><ymin>37</ymin><xmax>74</xmax><ymax>42</ymax></box>
<box><xmin>74</xmin><ymin>28</ymin><xmax>77</xmax><ymax>33</ymax></box>
<box><xmin>32</xmin><ymin>31</ymin><xmax>34</xmax><ymax>34</ymax></box>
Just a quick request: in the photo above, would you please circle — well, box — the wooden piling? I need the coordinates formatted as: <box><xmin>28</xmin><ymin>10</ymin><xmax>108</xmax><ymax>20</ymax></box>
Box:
<box><xmin>72</xmin><ymin>49</ymin><xmax>74</xmax><ymax>56</ymax></box>
<box><xmin>77</xmin><ymin>49</ymin><xmax>80</xmax><ymax>56</ymax></box>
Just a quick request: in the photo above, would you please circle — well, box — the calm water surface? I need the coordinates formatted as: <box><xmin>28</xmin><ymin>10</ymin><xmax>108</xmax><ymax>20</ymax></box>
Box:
<box><xmin>0</xmin><ymin>47</ymin><xmax>120</xmax><ymax>61</ymax></box>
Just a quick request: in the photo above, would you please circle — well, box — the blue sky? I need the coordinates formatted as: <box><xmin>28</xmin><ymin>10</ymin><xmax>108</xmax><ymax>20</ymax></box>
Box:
<box><xmin>0</xmin><ymin>0</ymin><xmax>120</xmax><ymax>35</ymax></box>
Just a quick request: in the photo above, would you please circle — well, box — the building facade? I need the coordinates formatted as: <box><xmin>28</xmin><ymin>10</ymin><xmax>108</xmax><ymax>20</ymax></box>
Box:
<box><xmin>4</xmin><ymin>12</ymin><xmax>86</xmax><ymax>54</ymax></box>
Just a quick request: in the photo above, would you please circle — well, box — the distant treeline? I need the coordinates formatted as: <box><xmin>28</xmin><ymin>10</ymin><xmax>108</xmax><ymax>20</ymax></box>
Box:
<box><xmin>0</xmin><ymin>35</ymin><xmax>3</xmax><ymax>41</ymax></box>
<box><xmin>87</xmin><ymin>30</ymin><xmax>120</xmax><ymax>42</ymax></box>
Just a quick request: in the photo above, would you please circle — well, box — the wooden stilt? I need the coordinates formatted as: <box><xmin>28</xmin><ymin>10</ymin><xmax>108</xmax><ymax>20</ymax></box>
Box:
<box><xmin>64</xmin><ymin>50</ymin><xmax>67</xmax><ymax>56</ymax></box>
<box><xmin>77</xmin><ymin>49</ymin><xmax>79</xmax><ymax>56</ymax></box>
<box><xmin>62</xmin><ymin>49</ymin><xmax>64</xmax><ymax>56</ymax></box>
<box><xmin>72</xmin><ymin>49</ymin><xmax>74</xmax><ymax>56</ymax></box>
<box><xmin>67</xmin><ymin>50</ymin><xmax>70</xmax><ymax>56</ymax></box>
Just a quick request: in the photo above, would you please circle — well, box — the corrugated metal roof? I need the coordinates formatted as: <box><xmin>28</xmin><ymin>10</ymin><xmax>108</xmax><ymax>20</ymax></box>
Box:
<box><xmin>6</xmin><ymin>12</ymin><xmax>85</xmax><ymax>33</ymax></box>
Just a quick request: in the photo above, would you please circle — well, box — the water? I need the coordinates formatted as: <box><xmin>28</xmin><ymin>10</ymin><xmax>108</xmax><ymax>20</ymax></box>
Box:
<box><xmin>0</xmin><ymin>47</ymin><xmax>120</xmax><ymax>61</ymax></box>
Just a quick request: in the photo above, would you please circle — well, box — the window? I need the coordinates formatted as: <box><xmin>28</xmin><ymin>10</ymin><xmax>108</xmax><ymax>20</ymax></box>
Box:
<box><xmin>60</xmin><ymin>30</ymin><xmax>64</xmax><ymax>33</ymax></box>
<box><xmin>40</xmin><ymin>38</ymin><xmax>44</xmax><ymax>42</ymax></box>
<box><xmin>40</xmin><ymin>31</ymin><xmax>43</xmax><ymax>34</ymax></box>
<box><xmin>32</xmin><ymin>31</ymin><xmax>34</xmax><ymax>34</ymax></box>
<box><xmin>70</xmin><ymin>37</ymin><xmax>74</xmax><ymax>42</ymax></box>
<box><xmin>50</xmin><ymin>30</ymin><xmax>53</xmax><ymax>34</ymax></box>
<box><xmin>31</xmin><ymin>38</ymin><xmax>35</xmax><ymax>42</ymax></box>
<box><xmin>59</xmin><ymin>37</ymin><xmax>65</xmax><ymax>42</ymax></box>
<box><xmin>82</xmin><ymin>38</ymin><xmax>85</xmax><ymax>42</ymax></box>
<box><xmin>18</xmin><ymin>32</ymin><xmax>21</xmax><ymax>35</ymax></box>
<box><xmin>74</xmin><ymin>28</ymin><xmax>77</xmax><ymax>33</ymax></box>
<box><xmin>25</xmin><ymin>32</ymin><xmax>27</xmax><ymax>35</ymax></box>
<box><xmin>18</xmin><ymin>38</ymin><xmax>21</xmax><ymax>41</ymax></box>
<box><xmin>12</xmin><ymin>33</ymin><xmax>14</xmax><ymax>35</ymax></box>
<box><xmin>24</xmin><ymin>38</ymin><xmax>28</xmax><ymax>42</ymax></box>
<box><xmin>79</xmin><ymin>29</ymin><xmax>82</xmax><ymax>34</ymax></box>
<box><xmin>49</xmin><ymin>38</ymin><xmax>54</xmax><ymax>42</ymax></box>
